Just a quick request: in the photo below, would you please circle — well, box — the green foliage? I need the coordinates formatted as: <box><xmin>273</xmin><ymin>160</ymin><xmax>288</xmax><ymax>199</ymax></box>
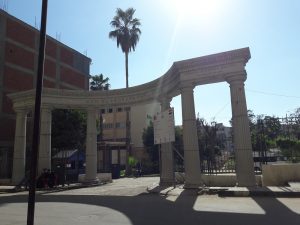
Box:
<box><xmin>51</xmin><ymin>109</ymin><xmax>87</xmax><ymax>152</ymax></box>
<box><xmin>90</xmin><ymin>74</ymin><xmax>110</xmax><ymax>91</ymax></box>
<box><xmin>223</xmin><ymin>157</ymin><xmax>235</xmax><ymax>170</ymax></box>
<box><xmin>109</xmin><ymin>8</ymin><xmax>141</xmax><ymax>54</ymax></box>
<box><xmin>196</xmin><ymin>118</ymin><xmax>225</xmax><ymax>159</ymax></box>
<box><xmin>276</xmin><ymin>138</ymin><xmax>297</xmax><ymax>149</ymax></box>
<box><xmin>142</xmin><ymin>121</ymin><xmax>159</xmax><ymax>163</ymax></box>
<box><xmin>250</xmin><ymin>114</ymin><xmax>282</xmax><ymax>152</ymax></box>
<box><xmin>120</xmin><ymin>170</ymin><xmax>126</xmax><ymax>177</ymax></box>
<box><xmin>128</xmin><ymin>156</ymin><xmax>138</xmax><ymax>167</ymax></box>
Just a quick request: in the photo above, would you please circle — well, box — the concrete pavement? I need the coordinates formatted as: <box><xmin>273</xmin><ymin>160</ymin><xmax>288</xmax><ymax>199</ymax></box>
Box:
<box><xmin>1</xmin><ymin>177</ymin><xmax>300</xmax><ymax>225</ymax></box>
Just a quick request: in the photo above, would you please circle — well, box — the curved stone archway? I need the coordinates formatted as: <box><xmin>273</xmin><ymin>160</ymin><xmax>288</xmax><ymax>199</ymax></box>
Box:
<box><xmin>8</xmin><ymin>47</ymin><xmax>256</xmax><ymax>187</ymax></box>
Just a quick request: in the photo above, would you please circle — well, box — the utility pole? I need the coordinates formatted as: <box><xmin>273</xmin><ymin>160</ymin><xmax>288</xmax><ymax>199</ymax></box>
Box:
<box><xmin>27</xmin><ymin>1</ymin><xmax>48</xmax><ymax>225</ymax></box>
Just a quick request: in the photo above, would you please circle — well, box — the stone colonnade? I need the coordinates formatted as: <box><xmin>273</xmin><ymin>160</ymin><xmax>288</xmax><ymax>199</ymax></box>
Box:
<box><xmin>158</xmin><ymin>76</ymin><xmax>255</xmax><ymax>187</ymax></box>
<box><xmin>9</xmin><ymin>47</ymin><xmax>256</xmax><ymax>187</ymax></box>
<box><xmin>11</xmin><ymin>107</ymin><xmax>100</xmax><ymax>184</ymax></box>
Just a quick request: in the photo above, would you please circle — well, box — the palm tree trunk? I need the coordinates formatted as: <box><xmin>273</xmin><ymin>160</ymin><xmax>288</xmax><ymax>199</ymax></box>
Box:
<box><xmin>125</xmin><ymin>51</ymin><xmax>131</xmax><ymax>175</ymax></box>
<box><xmin>125</xmin><ymin>52</ymin><xmax>129</xmax><ymax>88</ymax></box>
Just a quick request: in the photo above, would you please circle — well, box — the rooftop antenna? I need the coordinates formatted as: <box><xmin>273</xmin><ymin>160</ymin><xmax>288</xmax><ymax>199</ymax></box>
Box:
<box><xmin>2</xmin><ymin>0</ymin><xmax>8</xmax><ymax>11</ymax></box>
<box><xmin>84</xmin><ymin>49</ymin><xmax>88</xmax><ymax>56</ymax></box>
<box><xmin>55</xmin><ymin>32</ymin><xmax>61</xmax><ymax>41</ymax></box>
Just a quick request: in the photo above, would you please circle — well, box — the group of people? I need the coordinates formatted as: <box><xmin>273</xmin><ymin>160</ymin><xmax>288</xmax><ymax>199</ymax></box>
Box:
<box><xmin>37</xmin><ymin>169</ymin><xmax>58</xmax><ymax>188</ymax></box>
<box><xmin>16</xmin><ymin>168</ymin><xmax>67</xmax><ymax>190</ymax></box>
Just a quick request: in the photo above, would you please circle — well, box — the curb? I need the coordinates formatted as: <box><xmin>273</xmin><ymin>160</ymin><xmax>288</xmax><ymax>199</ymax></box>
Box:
<box><xmin>217</xmin><ymin>190</ymin><xmax>300</xmax><ymax>197</ymax></box>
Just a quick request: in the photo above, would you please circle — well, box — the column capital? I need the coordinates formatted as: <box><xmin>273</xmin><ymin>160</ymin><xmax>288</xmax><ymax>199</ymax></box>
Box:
<box><xmin>41</xmin><ymin>106</ymin><xmax>53</xmax><ymax>112</ymax></box>
<box><xmin>86</xmin><ymin>107</ymin><xmax>97</xmax><ymax>113</ymax></box>
<box><xmin>14</xmin><ymin>108</ymin><xmax>27</xmax><ymax>113</ymax></box>
<box><xmin>180</xmin><ymin>83</ymin><xmax>195</xmax><ymax>93</ymax></box>
<box><xmin>225</xmin><ymin>71</ymin><xmax>247</xmax><ymax>85</ymax></box>
<box><xmin>158</xmin><ymin>96</ymin><xmax>172</xmax><ymax>106</ymax></box>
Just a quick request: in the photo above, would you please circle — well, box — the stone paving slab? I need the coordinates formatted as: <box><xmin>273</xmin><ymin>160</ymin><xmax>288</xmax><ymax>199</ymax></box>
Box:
<box><xmin>2</xmin><ymin>177</ymin><xmax>300</xmax><ymax>198</ymax></box>
<box><xmin>1</xmin><ymin>177</ymin><xmax>300</xmax><ymax>225</ymax></box>
<box><xmin>147</xmin><ymin>183</ymin><xmax>300</xmax><ymax>197</ymax></box>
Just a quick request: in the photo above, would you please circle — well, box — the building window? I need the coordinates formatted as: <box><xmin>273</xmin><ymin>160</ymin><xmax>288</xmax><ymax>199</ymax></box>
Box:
<box><xmin>125</xmin><ymin>107</ymin><xmax>130</xmax><ymax>112</ymax></box>
<box><xmin>101</xmin><ymin>109</ymin><xmax>105</xmax><ymax>114</ymax></box>
<box><xmin>117</xmin><ymin>107</ymin><xmax>123</xmax><ymax>112</ymax></box>
<box><xmin>115</xmin><ymin>122</ymin><xmax>126</xmax><ymax>128</ymax></box>
<box><xmin>108</xmin><ymin>108</ymin><xmax>113</xmax><ymax>113</ymax></box>
<box><xmin>103</xmin><ymin>123</ymin><xmax>113</xmax><ymax>129</ymax></box>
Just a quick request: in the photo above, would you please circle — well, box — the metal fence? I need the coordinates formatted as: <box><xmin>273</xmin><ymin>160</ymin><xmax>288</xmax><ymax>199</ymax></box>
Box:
<box><xmin>173</xmin><ymin>146</ymin><xmax>300</xmax><ymax>175</ymax></box>
<box><xmin>200</xmin><ymin>151</ymin><xmax>236</xmax><ymax>174</ymax></box>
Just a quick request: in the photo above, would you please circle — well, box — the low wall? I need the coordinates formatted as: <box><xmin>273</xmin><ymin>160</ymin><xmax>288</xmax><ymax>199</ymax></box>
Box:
<box><xmin>175</xmin><ymin>172</ymin><xmax>262</xmax><ymax>187</ymax></box>
<box><xmin>78</xmin><ymin>173</ymin><xmax>112</xmax><ymax>183</ymax></box>
<box><xmin>0</xmin><ymin>179</ymin><xmax>11</xmax><ymax>185</ymax></box>
<box><xmin>262</xmin><ymin>164</ymin><xmax>300</xmax><ymax>186</ymax></box>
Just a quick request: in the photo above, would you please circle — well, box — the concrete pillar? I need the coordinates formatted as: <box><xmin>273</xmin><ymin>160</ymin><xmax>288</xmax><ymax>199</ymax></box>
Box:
<box><xmin>85</xmin><ymin>108</ymin><xmax>98</xmax><ymax>182</ymax></box>
<box><xmin>181</xmin><ymin>85</ymin><xmax>202</xmax><ymax>188</ymax></box>
<box><xmin>159</xmin><ymin>97</ymin><xmax>174</xmax><ymax>186</ymax></box>
<box><xmin>38</xmin><ymin>107</ymin><xmax>52</xmax><ymax>175</ymax></box>
<box><xmin>227</xmin><ymin>75</ymin><xmax>256</xmax><ymax>186</ymax></box>
<box><xmin>12</xmin><ymin>109</ymin><xmax>27</xmax><ymax>184</ymax></box>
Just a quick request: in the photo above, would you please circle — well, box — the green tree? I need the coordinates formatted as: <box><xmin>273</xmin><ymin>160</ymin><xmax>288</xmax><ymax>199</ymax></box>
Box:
<box><xmin>196</xmin><ymin>118</ymin><xmax>225</xmax><ymax>172</ymax></box>
<box><xmin>263</xmin><ymin>116</ymin><xmax>281</xmax><ymax>140</ymax></box>
<box><xmin>142</xmin><ymin>122</ymin><xmax>159</xmax><ymax>173</ymax></box>
<box><xmin>90</xmin><ymin>74</ymin><xmax>110</xmax><ymax>91</ymax></box>
<box><xmin>109</xmin><ymin>8</ymin><xmax>141</xmax><ymax>174</ymax></box>
<box><xmin>290</xmin><ymin>107</ymin><xmax>300</xmax><ymax>140</ymax></box>
<box><xmin>51</xmin><ymin>109</ymin><xmax>87</xmax><ymax>154</ymax></box>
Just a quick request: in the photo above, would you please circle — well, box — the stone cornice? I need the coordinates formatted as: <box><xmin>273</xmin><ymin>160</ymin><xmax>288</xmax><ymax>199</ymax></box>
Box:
<box><xmin>8</xmin><ymin>47</ymin><xmax>251</xmax><ymax>111</ymax></box>
<box><xmin>175</xmin><ymin>47</ymin><xmax>250</xmax><ymax>71</ymax></box>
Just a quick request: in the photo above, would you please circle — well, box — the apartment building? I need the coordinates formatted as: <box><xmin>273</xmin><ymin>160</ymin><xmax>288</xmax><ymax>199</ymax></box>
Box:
<box><xmin>0</xmin><ymin>9</ymin><xmax>91</xmax><ymax>179</ymax></box>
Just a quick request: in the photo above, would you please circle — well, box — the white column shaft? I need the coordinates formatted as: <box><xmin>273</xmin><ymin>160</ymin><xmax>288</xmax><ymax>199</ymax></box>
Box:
<box><xmin>85</xmin><ymin>108</ymin><xmax>98</xmax><ymax>182</ymax></box>
<box><xmin>12</xmin><ymin>110</ymin><xmax>27</xmax><ymax>184</ymax></box>
<box><xmin>38</xmin><ymin>108</ymin><xmax>52</xmax><ymax>174</ymax></box>
<box><xmin>181</xmin><ymin>86</ymin><xmax>202</xmax><ymax>188</ymax></box>
<box><xmin>160</xmin><ymin>98</ymin><xmax>174</xmax><ymax>185</ymax></box>
<box><xmin>229</xmin><ymin>80</ymin><xmax>256</xmax><ymax>186</ymax></box>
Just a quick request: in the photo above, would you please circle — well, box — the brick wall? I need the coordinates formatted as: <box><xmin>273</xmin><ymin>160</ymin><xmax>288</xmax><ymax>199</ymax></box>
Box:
<box><xmin>0</xmin><ymin>9</ymin><xmax>91</xmax><ymax>152</ymax></box>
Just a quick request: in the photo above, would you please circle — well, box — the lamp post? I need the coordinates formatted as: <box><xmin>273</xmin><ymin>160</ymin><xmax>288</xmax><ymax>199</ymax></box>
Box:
<box><xmin>27</xmin><ymin>1</ymin><xmax>48</xmax><ymax>225</ymax></box>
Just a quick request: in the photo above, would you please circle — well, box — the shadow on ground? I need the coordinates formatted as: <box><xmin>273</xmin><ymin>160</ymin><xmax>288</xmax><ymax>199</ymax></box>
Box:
<box><xmin>0</xmin><ymin>189</ymin><xmax>299</xmax><ymax>225</ymax></box>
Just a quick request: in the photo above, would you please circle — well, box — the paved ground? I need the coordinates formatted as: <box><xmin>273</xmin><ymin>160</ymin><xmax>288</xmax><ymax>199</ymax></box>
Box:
<box><xmin>1</xmin><ymin>177</ymin><xmax>300</xmax><ymax>225</ymax></box>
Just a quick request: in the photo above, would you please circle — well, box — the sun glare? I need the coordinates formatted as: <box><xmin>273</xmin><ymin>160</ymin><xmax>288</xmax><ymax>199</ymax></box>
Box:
<box><xmin>174</xmin><ymin>0</ymin><xmax>220</xmax><ymax>20</ymax></box>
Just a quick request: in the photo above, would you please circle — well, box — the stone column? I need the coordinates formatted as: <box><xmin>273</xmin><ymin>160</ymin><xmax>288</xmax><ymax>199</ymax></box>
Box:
<box><xmin>38</xmin><ymin>107</ymin><xmax>52</xmax><ymax>175</ymax></box>
<box><xmin>85</xmin><ymin>108</ymin><xmax>98</xmax><ymax>182</ymax></box>
<box><xmin>159</xmin><ymin>97</ymin><xmax>174</xmax><ymax>186</ymax></box>
<box><xmin>12</xmin><ymin>109</ymin><xmax>27</xmax><ymax>184</ymax></box>
<box><xmin>181</xmin><ymin>85</ymin><xmax>202</xmax><ymax>188</ymax></box>
<box><xmin>227</xmin><ymin>74</ymin><xmax>256</xmax><ymax>186</ymax></box>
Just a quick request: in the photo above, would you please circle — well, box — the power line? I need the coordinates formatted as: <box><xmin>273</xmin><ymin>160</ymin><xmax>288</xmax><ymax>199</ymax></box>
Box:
<box><xmin>246</xmin><ymin>89</ymin><xmax>300</xmax><ymax>99</ymax></box>
<box><xmin>213</xmin><ymin>101</ymin><xmax>230</xmax><ymax>118</ymax></box>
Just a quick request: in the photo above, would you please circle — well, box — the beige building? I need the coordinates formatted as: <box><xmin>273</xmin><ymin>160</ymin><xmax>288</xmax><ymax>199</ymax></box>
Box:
<box><xmin>101</xmin><ymin>103</ymin><xmax>160</xmax><ymax>159</ymax></box>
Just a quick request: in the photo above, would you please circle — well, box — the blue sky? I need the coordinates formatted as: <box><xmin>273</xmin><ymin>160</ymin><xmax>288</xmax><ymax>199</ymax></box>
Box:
<box><xmin>3</xmin><ymin>0</ymin><xmax>300</xmax><ymax>126</ymax></box>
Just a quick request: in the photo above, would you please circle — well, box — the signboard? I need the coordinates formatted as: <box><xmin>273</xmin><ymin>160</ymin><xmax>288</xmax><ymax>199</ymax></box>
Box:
<box><xmin>153</xmin><ymin>108</ymin><xmax>175</xmax><ymax>144</ymax></box>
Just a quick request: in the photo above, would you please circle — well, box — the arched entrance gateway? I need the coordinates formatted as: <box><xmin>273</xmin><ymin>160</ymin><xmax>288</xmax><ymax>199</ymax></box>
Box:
<box><xmin>8</xmin><ymin>47</ymin><xmax>256</xmax><ymax>187</ymax></box>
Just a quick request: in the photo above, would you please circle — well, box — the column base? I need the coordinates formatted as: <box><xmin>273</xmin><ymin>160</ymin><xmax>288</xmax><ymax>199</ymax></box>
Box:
<box><xmin>184</xmin><ymin>181</ymin><xmax>204</xmax><ymax>189</ymax></box>
<box><xmin>159</xmin><ymin>178</ymin><xmax>174</xmax><ymax>187</ymax></box>
<box><xmin>236</xmin><ymin>181</ymin><xmax>257</xmax><ymax>187</ymax></box>
<box><xmin>82</xmin><ymin>177</ymin><xmax>99</xmax><ymax>185</ymax></box>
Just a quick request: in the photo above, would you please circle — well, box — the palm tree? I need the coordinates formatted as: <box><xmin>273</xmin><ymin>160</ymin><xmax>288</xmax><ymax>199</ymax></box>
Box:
<box><xmin>109</xmin><ymin>8</ymin><xmax>141</xmax><ymax>88</ymax></box>
<box><xmin>109</xmin><ymin>8</ymin><xmax>141</xmax><ymax>174</ymax></box>
<box><xmin>90</xmin><ymin>74</ymin><xmax>110</xmax><ymax>91</ymax></box>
